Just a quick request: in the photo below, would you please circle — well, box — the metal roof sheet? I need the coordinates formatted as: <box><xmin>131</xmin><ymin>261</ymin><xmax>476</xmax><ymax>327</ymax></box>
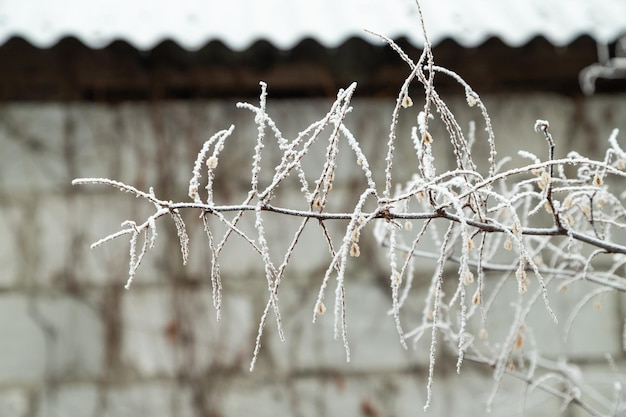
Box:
<box><xmin>1</xmin><ymin>0</ymin><xmax>625</xmax><ymax>50</ymax></box>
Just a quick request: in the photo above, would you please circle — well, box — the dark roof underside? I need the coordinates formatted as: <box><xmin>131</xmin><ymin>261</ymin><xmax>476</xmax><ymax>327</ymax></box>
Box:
<box><xmin>0</xmin><ymin>35</ymin><xmax>623</xmax><ymax>101</ymax></box>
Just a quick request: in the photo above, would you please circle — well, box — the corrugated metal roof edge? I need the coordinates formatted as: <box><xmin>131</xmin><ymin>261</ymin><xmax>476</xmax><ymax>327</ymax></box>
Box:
<box><xmin>2</xmin><ymin>31</ymin><xmax>625</xmax><ymax>52</ymax></box>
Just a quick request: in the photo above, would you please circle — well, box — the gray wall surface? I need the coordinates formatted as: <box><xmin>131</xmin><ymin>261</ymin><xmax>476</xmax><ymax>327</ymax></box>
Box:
<box><xmin>0</xmin><ymin>94</ymin><xmax>625</xmax><ymax>417</ymax></box>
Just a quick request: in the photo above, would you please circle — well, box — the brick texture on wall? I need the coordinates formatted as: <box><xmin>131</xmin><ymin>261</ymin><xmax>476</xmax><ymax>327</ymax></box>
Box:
<box><xmin>0</xmin><ymin>94</ymin><xmax>625</xmax><ymax>417</ymax></box>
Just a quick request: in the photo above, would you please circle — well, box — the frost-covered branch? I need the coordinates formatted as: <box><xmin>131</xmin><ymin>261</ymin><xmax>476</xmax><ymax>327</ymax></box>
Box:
<box><xmin>71</xmin><ymin>1</ymin><xmax>626</xmax><ymax>415</ymax></box>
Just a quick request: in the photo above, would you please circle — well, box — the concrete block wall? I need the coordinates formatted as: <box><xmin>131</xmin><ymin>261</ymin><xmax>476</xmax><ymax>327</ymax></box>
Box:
<box><xmin>0</xmin><ymin>94</ymin><xmax>625</xmax><ymax>417</ymax></box>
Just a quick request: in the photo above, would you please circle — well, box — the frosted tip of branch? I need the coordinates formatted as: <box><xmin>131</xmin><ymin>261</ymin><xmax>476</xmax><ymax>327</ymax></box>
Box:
<box><xmin>466</xmin><ymin>91</ymin><xmax>478</xmax><ymax>107</ymax></box>
<box><xmin>124</xmin><ymin>276</ymin><xmax>134</xmax><ymax>290</ymax></box>
<box><xmin>534</xmin><ymin>119</ymin><xmax>550</xmax><ymax>133</ymax></box>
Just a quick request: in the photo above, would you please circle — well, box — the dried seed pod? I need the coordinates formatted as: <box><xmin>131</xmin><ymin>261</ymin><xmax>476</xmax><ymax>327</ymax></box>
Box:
<box><xmin>563</xmin><ymin>195</ymin><xmax>574</xmax><ymax>209</ymax></box>
<box><xmin>350</xmin><ymin>242</ymin><xmax>360</xmax><ymax>257</ymax></box>
<box><xmin>316</xmin><ymin>302</ymin><xmax>326</xmax><ymax>315</ymax></box>
<box><xmin>592</xmin><ymin>173</ymin><xmax>603</xmax><ymax>187</ymax></box>
<box><xmin>466</xmin><ymin>92</ymin><xmax>478</xmax><ymax>107</ymax></box>
<box><xmin>472</xmin><ymin>292</ymin><xmax>481</xmax><ymax>305</ymax></box>
<box><xmin>313</xmin><ymin>197</ymin><xmax>324</xmax><ymax>209</ymax></box>
<box><xmin>538</xmin><ymin>171</ymin><xmax>551</xmax><ymax>190</ymax></box>
<box><xmin>544</xmin><ymin>201</ymin><xmax>553</xmax><ymax>213</ymax></box>
<box><xmin>207</xmin><ymin>156</ymin><xmax>219</xmax><ymax>169</ymax></box>
<box><xmin>351</xmin><ymin>228</ymin><xmax>361</xmax><ymax>242</ymax></box>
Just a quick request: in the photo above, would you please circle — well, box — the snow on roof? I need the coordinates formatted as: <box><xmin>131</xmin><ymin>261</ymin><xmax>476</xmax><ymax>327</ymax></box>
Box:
<box><xmin>1</xmin><ymin>0</ymin><xmax>625</xmax><ymax>50</ymax></box>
